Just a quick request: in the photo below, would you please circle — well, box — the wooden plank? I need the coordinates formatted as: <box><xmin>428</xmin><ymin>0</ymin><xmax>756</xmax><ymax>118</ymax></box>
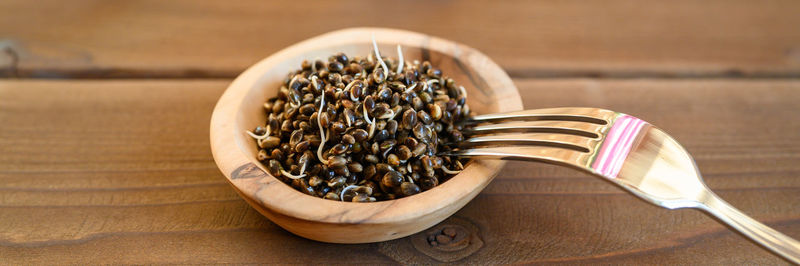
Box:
<box><xmin>1</xmin><ymin>0</ymin><xmax>800</xmax><ymax>78</ymax></box>
<box><xmin>0</xmin><ymin>79</ymin><xmax>798</xmax><ymax>264</ymax></box>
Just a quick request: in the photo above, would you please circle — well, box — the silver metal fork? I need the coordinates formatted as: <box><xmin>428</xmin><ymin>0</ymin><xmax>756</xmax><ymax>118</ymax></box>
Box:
<box><xmin>446</xmin><ymin>107</ymin><xmax>800</xmax><ymax>263</ymax></box>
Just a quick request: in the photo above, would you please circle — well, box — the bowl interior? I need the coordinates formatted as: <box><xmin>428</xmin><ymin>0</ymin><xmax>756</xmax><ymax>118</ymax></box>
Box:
<box><xmin>237</xmin><ymin>45</ymin><xmax>506</xmax><ymax>164</ymax></box>
<box><xmin>210</xmin><ymin>28</ymin><xmax>522</xmax><ymax>242</ymax></box>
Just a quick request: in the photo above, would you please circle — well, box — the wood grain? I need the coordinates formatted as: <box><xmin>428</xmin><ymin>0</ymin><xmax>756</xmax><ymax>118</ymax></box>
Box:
<box><xmin>1</xmin><ymin>79</ymin><xmax>798</xmax><ymax>264</ymax></box>
<box><xmin>1</xmin><ymin>0</ymin><xmax>800</xmax><ymax>78</ymax></box>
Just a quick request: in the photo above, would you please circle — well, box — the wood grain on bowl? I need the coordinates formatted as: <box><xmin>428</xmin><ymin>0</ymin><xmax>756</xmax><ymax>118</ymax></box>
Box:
<box><xmin>209</xmin><ymin>28</ymin><xmax>523</xmax><ymax>243</ymax></box>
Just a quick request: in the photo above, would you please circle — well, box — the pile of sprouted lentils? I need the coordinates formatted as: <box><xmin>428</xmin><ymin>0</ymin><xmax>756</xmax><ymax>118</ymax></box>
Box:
<box><xmin>247</xmin><ymin>38</ymin><xmax>470</xmax><ymax>202</ymax></box>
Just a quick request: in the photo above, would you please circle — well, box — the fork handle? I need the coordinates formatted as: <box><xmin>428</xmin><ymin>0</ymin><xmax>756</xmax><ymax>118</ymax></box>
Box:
<box><xmin>699</xmin><ymin>191</ymin><xmax>800</xmax><ymax>264</ymax></box>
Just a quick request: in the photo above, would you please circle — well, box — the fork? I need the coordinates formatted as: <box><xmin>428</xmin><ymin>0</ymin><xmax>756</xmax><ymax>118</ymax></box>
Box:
<box><xmin>445</xmin><ymin>107</ymin><xmax>800</xmax><ymax>263</ymax></box>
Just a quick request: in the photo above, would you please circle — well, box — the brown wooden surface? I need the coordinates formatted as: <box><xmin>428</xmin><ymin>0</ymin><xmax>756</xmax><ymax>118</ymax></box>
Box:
<box><xmin>2</xmin><ymin>0</ymin><xmax>800</xmax><ymax>79</ymax></box>
<box><xmin>3</xmin><ymin>0</ymin><xmax>800</xmax><ymax>264</ymax></box>
<box><xmin>0</xmin><ymin>79</ymin><xmax>798</xmax><ymax>264</ymax></box>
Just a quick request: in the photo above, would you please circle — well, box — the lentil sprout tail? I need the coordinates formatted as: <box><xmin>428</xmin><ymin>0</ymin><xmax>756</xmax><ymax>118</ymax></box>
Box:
<box><xmin>403</xmin><ymin>83</ymin><xmax>417</xmax><ymax>94</ymax></box>
<box><xmin>299</xmin><ymin>158</ymin><xmax>308</xmax><ymax>176</ymax></box>
<box><xmin>396</xmin><ymin>44</ymin><xmax>404</xmax><ymax>74</ymax></box>
<box><xmin>387</xmin><ymin>109</ymin><xmax>399</xmax><ymax>120</ymax></box>
<box><xmin>362</xmin><ymin>102</ymin><xmax>372</xmax><ymax>123</ymax></box>
<box><xmin>367</xmin><ymin>117</ymin><xmax>376</xmax><ymax>139</ymax></box>
<box><xmin>316</xmin><ymin>84</ymin><xmax>329</xmax><ymax>165</ymax></box>
<box><xmin>371</xmin><ymin>35</ymin><xmax>389</xmax><ymax>78</ymax></box>
<box><xmin>317</xmin><ymin>128</ymin><xmax>330</xmax><ymax>165</ymax></box>
<box><xmin>340</xmin><ymin>185</ymin><xmax>359</xmax><ymax>202</ymax></box>
<box><xmin>246</xmin><ymin>126</ymin><xmax>271</xmax><ymax>140</ymax></box>
<box><xmin>441</xmin><ymin>165</ymin><xmax>462</xmax><ymax>174</ymax></box>
<box><xmin>288</xmin><ymin>75</ymin><xmax>301</xmax><ymax>108</ymax></box>
<box><xmin>344</xmin><ymin>80</ymin><xmax>357</xmax><ymax>101</ymax></box>
<box><xmin>311</xmin><ymin>75</ymin><xmax>320</xmax><ymax>91</ymax></box>
<box><xmin>280</xmin><ymin>169</ymin><xmax>307</xmax><ymax>180</ymax></box>
<box><xmin>248</xmin><ymin>125</ymin><xmax>272</xmax><ymax>148</ymax></box>
<box><xmin>406</xmin><ymin>164</ymin><xmax>415</xmax><ymax>184</ymax></box>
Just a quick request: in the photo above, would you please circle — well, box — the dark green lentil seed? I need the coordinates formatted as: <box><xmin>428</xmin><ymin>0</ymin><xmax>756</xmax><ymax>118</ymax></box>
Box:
<box><xmin>405</xmin><ymin>137</ymin><xmax>419</xmax><ymax>147</ymax></box>
<box><xmin>382</xmin><ymin>171</ymin><xmax>403</xmax><ymax>187</ymax></box>
<box><xmin>352</xmin><ymin>194</ymin><xmax>376</xmax><ymax>202</ymax></box>
<box><xmin>308</xmin><ymin>176</ymin><xmax>323</xmax><ymax>187</ymax></box>
<box><xmin>257</xmin><ymin>149</ymin><xmax>268</xmax><ymax>161</ymax></box>
<box><xmin>387</xmin><ymin>154</ymin><xmax>400</xmax><ymax>166</ymax></box>
<box><xmin>327</xmin><ymin>176</ymin><xmax>346</xmax><ymax>187</ymax></box>
<box><xmin>270</xmin><ymin>149</ymin><xmax>284</xmax><ymax>162</ymax></box>
<box><xmin>420</xmin><ymin>176</ymin><xmax>439</xmax><ymax>190</ymax></box>
<box><xmin>268</xmin><ymin>160</ymin><xmax>282</xmax><ymax>176</ymax></box>
<box><xmin>331</xmin><ymin>143</ymin><xmax>349</xmax><ymax>155</ymax></box>
<box><xmin>412</xmin><ymin>143</ymin><xmax>427</xmax><ymax>157</ymax></box>
<box><xmin>260</xmin><ymin>136</ymin><xmax>281</xmax><ymax>149</ymax></box>
<box><xmin>396</xmin><ymin>145</ymin><xmax>412</xmax><ymax>160</ymax></box>
<box><xmin>365</xmin><ymin>154</ymin><xmax>379</xmax><ymax>164</ymax></box>
<box><xmin>333</xmin><ymin>165</ymin><xmax>350</xmax><ymax>176</ymax></box>
<box><xmin>400</xmin><ymin>182</ymin><xmax>421</xmax><ymax>197</ymax></box>
<box><xmin>386</xmin><ymin>120</ymin><xmax>398</xmax><ymax>135</ymax></box>
<box><xmin>351</xmin><ymin>141</ymin><xmax>362</xmax><ymax>153</ymax></box>
<box><xmin>374</xmin><ymin>129</ymin><xmax>390</xmax><ymax>142</ymax></box>
<box><xmin>263</xmin><ymin>102</ymin><xmax>274</xmax><ymax>113</ymax></box>
<box><xmin>376</xmin><ymin>163</ymin><xmax>394</xmax><ymax>174</ymax></box>
<box><xmin>347</xmin><ymin>162</ymin><xmax>363</xmax><ymax>173</ymax></box>
<box><xmin>353</xmin><ymin>185</ymin><xmax>373</xmax><ymax>195</ymax></box>
<box><xmin>327</xmin><ymin>156</ymin><xmax>347</xmax><ymax>168</ymax></box>
<box><xmin>352</xmin><ymin>129</ymin><xmax>369</xmax><ymax>142</ymax></box>
<box><xmin>254</xmin><ymin>126</ymin><xmax>266</xmax><ymax>135</ymax></box>
<box><xmin>295</xmin><ymin>140</ymin><xmax>310</xmax><ymax>153</ymax></box>
<box><xmin>299</xmin><ymin>103</ymin><xmax>315</xmax><ymax>116</ymax></box>
<box><xmin>341</xmin><ymin>134</ymin><xmax>355</xmax><ymax>145</ymax></box>
<box><xmin>363</xmin><ymin>164</ymin><xmax>377</xmax><ymax>179</ymax></box>
<box><xmin>289</xmin><ymin>129</ymin><xmax>303</xmax><ymax>146</ymax></box>
<box><xmin>328</xmin><ymin>61</ymin><xmax>344</xmax><ymax>72</ymax></box>
<box><xmin>324</xmin><ymin>192</ymin><xmax>340</xmax><ymax>200</ymax></box>
<box><xmin>402</xmin><ymin>109</ymin><xmax>417</xmax><ymax>129</ymax></box>
<box><xmin>333</xmin><ymin>52</ymin><xmax>348</xmax><ymax>64</ymax></box>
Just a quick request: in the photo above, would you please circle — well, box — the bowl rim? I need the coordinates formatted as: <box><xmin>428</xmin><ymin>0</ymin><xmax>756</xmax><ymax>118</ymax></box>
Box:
<box><xmin>209</xmin><ymin>27</ymin><xmax>523</xmax><ymax>225</ymax></box>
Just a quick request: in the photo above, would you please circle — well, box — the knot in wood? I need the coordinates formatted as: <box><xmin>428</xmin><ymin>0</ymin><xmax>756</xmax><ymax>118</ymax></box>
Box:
<box><xmin>231</xmin><ymin>163</ymin><xmax>268</xmax><ymax>179</ymax></box>
<box><xmin>410</xmin><ymin>216</ymin><xmax>483</xmax><ymax>262</ymax></box>
<box><xmin>426</xmin><ymin>225</ymin><xmax>469</xmax><ymax>250</ymax></box>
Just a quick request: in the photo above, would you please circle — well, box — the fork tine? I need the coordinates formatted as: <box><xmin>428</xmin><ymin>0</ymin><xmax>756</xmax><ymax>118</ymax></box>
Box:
<box><xmin>466</xmin><ymin>107</ymin><xmax>617</xmax><ymax>125</ymax></box>
<box><xmin>442</xmin><ymin>146</ymin><xmax>591</xmax><ymax>167</ymax></box>
<box><xmin>465</xmin><ymin>120</ymin><xmax>605</xmax><ymax>138</ymax></box>
<box><xmin>460</xmin><ymin>133</ymin><xmax>598</xmax><ymax>152</ymax></box>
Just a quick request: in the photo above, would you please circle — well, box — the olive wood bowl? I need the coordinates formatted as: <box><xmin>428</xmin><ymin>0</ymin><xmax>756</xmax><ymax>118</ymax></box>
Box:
<box><xmin>210</xmin><ymin>27</ymin><xmax>522</xmax><ymax>243</ymax></box>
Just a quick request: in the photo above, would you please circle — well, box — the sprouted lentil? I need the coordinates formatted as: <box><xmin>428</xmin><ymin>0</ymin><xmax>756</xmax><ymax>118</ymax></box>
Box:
<box><xmin>249</xmin><ymin>38</ymin><xmax>471</xmax><ymax>202</ymax></box>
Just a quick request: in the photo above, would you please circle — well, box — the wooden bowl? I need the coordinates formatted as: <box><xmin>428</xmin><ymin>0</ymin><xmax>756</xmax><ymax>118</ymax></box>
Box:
<box><xmin>210</xmin><ymin>27</ymin><xmax>522</xmax><ymax>243</ymax></box>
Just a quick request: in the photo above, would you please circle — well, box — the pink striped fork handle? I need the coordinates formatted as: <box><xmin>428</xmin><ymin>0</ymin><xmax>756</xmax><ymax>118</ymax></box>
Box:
<box><xmin>448</xmin><ymin>107</ymin><xmax>800</xmax><ymax>263</ymax></box>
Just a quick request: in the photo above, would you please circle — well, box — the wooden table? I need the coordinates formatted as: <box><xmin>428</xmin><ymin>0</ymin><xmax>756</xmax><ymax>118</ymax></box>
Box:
<box><xmin>2</xmin><ymin>1</ymin><xmax>799</xmax><ymax>264</ymax></box>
